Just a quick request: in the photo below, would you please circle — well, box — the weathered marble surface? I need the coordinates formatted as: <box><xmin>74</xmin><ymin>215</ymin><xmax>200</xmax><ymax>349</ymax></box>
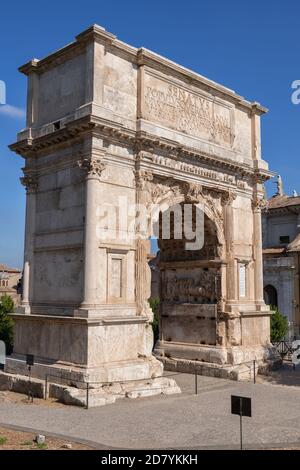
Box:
<box><xmin>7</xmin><ymin>24</ymin><xmax>276</xmax><ymax>397</ymax></box>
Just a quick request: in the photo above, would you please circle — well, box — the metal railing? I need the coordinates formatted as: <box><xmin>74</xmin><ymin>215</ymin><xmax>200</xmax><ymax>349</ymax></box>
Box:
<box><xmin>273</xmin><ymin>340</ymin><xmax>294</xmax><ymax>360</ymax></box>
<box><xmin>44</xmin><ymin>372</ymin><xmax>182</xmax><ymax>409</ymax></box>
<box><xmin>43</xmin><ymin>360</ymin><xmax>258</xmax><ymax>409</ymax></box>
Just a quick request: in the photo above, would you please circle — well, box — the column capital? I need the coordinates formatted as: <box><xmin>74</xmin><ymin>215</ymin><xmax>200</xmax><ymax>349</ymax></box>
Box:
<box><xmin>252</xmin><ymin>195</ymin><xmax>266</xmax><ymax>211</ymax></box>
<box><xmin>20</xmin><ymin>174</ymin><xmax>38</xmax><ymax>194</ymax></box>
<box><xmin>221</xmin><ymin>190</ymin><xmax>237</xmax><ymax>207</ymax></box>
<box><xmin>77</xmin><ymin>157</ymin><xmax>106</xmax><ymax>180</ymax></box>
<box><xmin>135</xmin><ymin>169</ymin><xmax>153</xmax><ymax>190</ymax></box>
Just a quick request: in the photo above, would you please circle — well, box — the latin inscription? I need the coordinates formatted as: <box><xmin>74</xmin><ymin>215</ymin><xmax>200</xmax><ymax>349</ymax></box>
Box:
<box><xmin>144</xmin><ymin>75</ymin><xmax>232</xmax><ymax>145</ymax></box>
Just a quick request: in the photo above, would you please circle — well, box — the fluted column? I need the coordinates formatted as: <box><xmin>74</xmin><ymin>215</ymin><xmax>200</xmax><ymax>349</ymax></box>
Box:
<box><xmin>135</xmin><ymin>168</ymin><xmax>153</xmax><ymax>316</ymax></box>
<box><xmin>78</xmin><ymin>157</ymin><xmax>106</xmax><ymax>310</ymax></box>
<box><xmin>223</xmin><ymin>192</ymin><xmax>237</xmax><ymax>305</ymax></box>
<box><xmin>252</xmin><ymin>196</ymin><xmax>265</xmax><ymax>304</ymax></box>
<box><xmin>19</xmin><ymin>174</ymin><xmax>38</xmax><ymax>314</ymax></box>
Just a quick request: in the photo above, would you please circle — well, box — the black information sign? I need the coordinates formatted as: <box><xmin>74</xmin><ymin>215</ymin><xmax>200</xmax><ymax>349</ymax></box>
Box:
<box><xmin>231</xmin><ymin>395</ymin><xmax>252</xmax><ymax>450</ymax></box>
<box><xmin>231</xmin><ymin>395</ymin><xmax>252</xmax><ymax>417</ymax></box>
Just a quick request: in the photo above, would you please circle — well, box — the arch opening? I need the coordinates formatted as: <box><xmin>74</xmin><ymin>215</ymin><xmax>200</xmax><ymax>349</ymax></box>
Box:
<box><xmin>264</xmin><ymin>284</ymin><xmax>278</xmax><ymax>307</ymax></box>
<box><xmin>152</xmin><ymin>203</ymin><xmax>222</xmax><ymax>348</ymax></box>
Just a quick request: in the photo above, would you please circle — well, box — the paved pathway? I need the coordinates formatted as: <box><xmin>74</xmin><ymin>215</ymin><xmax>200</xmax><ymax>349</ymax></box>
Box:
<box><xmin>1</xmin><ymin>373</ymin><xmax>300</xmax><ymax>449</ymax></box>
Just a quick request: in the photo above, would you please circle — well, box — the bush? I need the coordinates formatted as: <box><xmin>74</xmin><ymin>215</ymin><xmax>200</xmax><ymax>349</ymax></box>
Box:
<box><xmin>270</xmin><ymin>305</ymin><xmax>288</xmax><ymax>342</ymax></box>
<box><xmin>0</xmin><ymin>295</ymin><xmax>14</xmax><ymax>355</ymax></box>
<box><xmin>149</xmin><ymin>297</ymin><xmax>160</xmax><ymax>344</ymax></box>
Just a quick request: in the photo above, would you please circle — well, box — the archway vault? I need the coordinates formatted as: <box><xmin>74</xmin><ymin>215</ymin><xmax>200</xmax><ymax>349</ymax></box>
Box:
<box><xmin>154</xmin><ymin>196</ymin><xmax>223</xmax><ymax>349</ymax></box>
<box><xmin>138</xmin><ymin>173</ymin><xmax>230</xmax><ymax>254</ymax></box>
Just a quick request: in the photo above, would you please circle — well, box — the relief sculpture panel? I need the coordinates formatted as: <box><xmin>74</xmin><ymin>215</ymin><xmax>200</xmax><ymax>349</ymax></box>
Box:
<box><xmin>163</xmin><ymin>268</ymin><xmax>221</xmax><ymax>304</ymax></box>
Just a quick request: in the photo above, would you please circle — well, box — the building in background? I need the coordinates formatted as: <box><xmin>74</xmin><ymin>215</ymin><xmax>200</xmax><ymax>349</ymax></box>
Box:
<box><xmin>0</xmin><ymin>264</ymin><xmax>22</xmax><ymax>306</ymax></box>
<box><xmin>262</xmin><ymin>176</ymin><xmax>300</xmax><ymax>338</ymax></box>
<box><xmin>149</xmin><ymin>252</ymin><xmax>160</xmax><ymax>299</ymax></box>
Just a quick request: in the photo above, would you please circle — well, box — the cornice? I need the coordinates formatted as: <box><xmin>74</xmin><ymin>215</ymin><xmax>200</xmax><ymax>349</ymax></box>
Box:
<box><xmin>9</xmin><ymin>116</ymin><xmax>94</xmax><ymax>156</ymax></box>
<box><xmin>133</xmin><ymin>130</ymin><xmax>272</xmax><ymax>182</ymax></box>
<box><xmin>9</xmin><ymin>116</ymin><xmax>273</xmax><ymax>183</ymax></box>
<box><xmin>75</xmin><ymin>24</ymin><xmax>116</xmax><ymax>44</ymax></box>
<box><xmin>263</xmin><ymin>204</ymin><xmax>300</xmax><ymax>216</ymax></box>
<box><xmin>18</xmin><ymin>24</ymin><xmax>267</xmax><ymax>115</ymax></box>
<box><xmin>137</xmin><ymin>49</ymin><xmax>267</xmax><ymax>115</ymax></box>
<box><xmin>19</xmin><ymin>42</ymin><xmax>86</xmax><ymax>75</ymax></box>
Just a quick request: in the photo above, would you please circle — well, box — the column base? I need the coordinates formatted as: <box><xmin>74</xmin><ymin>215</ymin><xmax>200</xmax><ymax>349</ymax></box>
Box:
<box><xmin>154</xmin><ymin>341</ymin><xmax>281</xmax><ymax>381</ymax></box>
<box><xmin>15</xmin><ymin>303</ymin><xmax>31</xmax><ymax>315</ymax></box>
<box><xmin>3</xmin><ymin>357</ymin><xmax>180</xmax><ymax>407</ymax></box>
<box><xmin>74</xmin><ymin>304</ymin><xmax>137</xmax><ymax>318</ymax></box>
<box><xmin>0</xmin><ymin>368</ymin><xmax>180</xmax><ymax>408</ymax></box>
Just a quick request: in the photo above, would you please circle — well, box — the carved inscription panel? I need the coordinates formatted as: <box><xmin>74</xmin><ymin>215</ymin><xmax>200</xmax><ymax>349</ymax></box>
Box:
<box><xmin>144</xmin><ymin>73</ymin><xmax>233</xmax><ymax>147</ymax></box>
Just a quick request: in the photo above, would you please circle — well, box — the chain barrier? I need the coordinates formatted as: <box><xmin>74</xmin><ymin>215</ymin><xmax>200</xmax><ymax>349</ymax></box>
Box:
<box><xmin>43</xmin><ymin>359</ymin><xmax>259</xmax><ymax>409</ymax></box>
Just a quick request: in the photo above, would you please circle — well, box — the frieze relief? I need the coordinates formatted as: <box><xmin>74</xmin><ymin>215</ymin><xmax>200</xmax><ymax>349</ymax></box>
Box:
<box><xmin>147</xmin><ymin>153</ymin><xmax>247</xmax><ymax>190</ymax></box>
<box><xmin>163</xmin><ymin>269</ymin><xmax>221</xmax><ymax>304</ymax></box>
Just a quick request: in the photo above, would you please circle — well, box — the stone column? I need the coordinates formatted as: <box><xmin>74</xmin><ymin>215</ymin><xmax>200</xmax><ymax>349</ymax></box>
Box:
<box><xmin>78</xmin><ymin>157</ymin><xmax>106</xmax><ymax>311</ymax></box>
<box><xmin>135</xmin><ymin>167</ymin><xmax>153</xmax><ymax>317</ymax></box>
<box><xmin>221</xmin><ymin>192</ymin><xmax>242</xmax><ymax>346</ymax></box>
<box><xmin>19</xmin><ymin>174</ymin><xmax>38</xmax><ymax>314</ymax></box>
<box><xmin>223</xmin><ymin>192</ymin><xmax>237</xmax><ymax>305</ymax></box>
<box><xmin>252</xmin><ymin>196</ymin><xmax>265</xmax><ymax>305</ymax></box>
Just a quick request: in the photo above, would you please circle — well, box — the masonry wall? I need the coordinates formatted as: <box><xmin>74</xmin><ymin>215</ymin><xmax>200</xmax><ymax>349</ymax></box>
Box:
<box><xmin>32</xmin><ymin>148</ymin><xmax>85</xmax><ymax>312</ymax></box>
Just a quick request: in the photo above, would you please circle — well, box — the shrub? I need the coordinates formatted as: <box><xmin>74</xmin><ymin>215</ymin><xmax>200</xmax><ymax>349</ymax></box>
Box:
<box><xmin>149</xmin><ymin>297</ymin><xmax>160</xmax><ymax>344</ymax></box>
<box><xmin>270</xmin><ymin>305</ymin><xmax>288</xmax><ymax>342</ymax></box>
<box><xmin>0</xmin><ymin>295</ymin><xmax>14</xmax><ymax>354</ymax></box>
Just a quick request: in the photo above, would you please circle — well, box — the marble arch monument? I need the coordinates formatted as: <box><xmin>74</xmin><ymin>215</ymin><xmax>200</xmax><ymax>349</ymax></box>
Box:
<box><xmin>6</xmin><ymin>25</ymin><xmax>277</xmax><ymax>400</ymax></box>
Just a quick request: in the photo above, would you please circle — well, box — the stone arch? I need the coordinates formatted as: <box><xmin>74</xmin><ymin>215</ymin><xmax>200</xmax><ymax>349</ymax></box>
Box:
<box><xmin>147</xmin><ymin>186</ymin><xmax>227</xmax><ymax>352</ymax></box>
<box><xmin>149</xmin><ymin>189</ymin><xmax>226</xmax><ymax>259</ymax></box>
<box><xmin>264</xmin><ymin>284</ymin><xmax>278</xmax><ymax>307</ymax></box>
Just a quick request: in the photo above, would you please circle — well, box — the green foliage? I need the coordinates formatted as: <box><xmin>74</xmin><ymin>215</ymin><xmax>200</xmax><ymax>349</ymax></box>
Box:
<box><xmin>271</xmin><ymin>305</ymin><xmax>288</xmax><ymax>342</ymax></box>
<box><xmin>0</xmin><ymin>436</ymin><xmax>7</xmax><ymax>445</ymax></box>
<box><xmin>0</xmin><ymin>295</ymin><xmax>14</xmax><ymax>354</ymax></box>
<box><xmin>36</xmin><ymin>442</ymin><xmax>47</xmax><ymax>449</ymax></box>
<box><xmin>0</xmin><ymin>295</ymin><xmax>14</xmax><ymax>315</ymax></box>
<box><xmin>149</xmin><ymin>297</ymin><xmax>160</xmax><ymax>344</ymax></box>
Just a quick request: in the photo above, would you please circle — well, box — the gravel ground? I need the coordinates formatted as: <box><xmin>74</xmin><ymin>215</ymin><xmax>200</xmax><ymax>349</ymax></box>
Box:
<box><xmin>0</xmin><ymin>370</ymin><xmax>300</xmax><ymax>450</ymax></box>
<box><xmin>0</xmin><ymin>425</ymin><xmax>91</xmax><ymax>450</ymax></box>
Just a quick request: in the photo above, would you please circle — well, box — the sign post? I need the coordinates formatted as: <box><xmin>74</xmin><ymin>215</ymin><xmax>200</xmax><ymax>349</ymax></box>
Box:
<box><xmin>231</xmin><ymin>395</ymin><xmax>252</xmax><ymax>450</ymax></box>
<box><xmin>26</xmin><ymin>354</ymin><xmax>34</xmax><ymax>402</ymax></box>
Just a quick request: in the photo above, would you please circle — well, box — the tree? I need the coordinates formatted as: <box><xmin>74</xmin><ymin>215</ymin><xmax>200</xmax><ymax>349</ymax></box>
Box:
<box><xmin>270</xmin><ymin>305</ymin><xmax>288</xmax><ymax>343</ymax></box>
<box><xmin>149</xmin><ymin>297</ymin><xmax>160</xmax><ymax>345</ymax></box>
<box><xmin>0</xmin><ymin>295</ymin><xmax>14</xmax><ymax>354</ymax></box>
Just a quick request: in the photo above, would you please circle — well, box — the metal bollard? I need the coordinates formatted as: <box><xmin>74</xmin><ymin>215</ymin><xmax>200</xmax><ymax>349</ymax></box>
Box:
<box><xmin>195</xmin><ymin>369</ymin><xmax>198</xmax><ymax>395</ymax></box>
<box><xmin>253</xmin><ymin>360</ymin><xmax>256</xmax><ymax>384</ymax></box>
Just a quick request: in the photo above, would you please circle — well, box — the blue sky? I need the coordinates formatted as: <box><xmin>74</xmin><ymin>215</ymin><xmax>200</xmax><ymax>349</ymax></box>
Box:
<box><xmin>0</xmin><ymin>0</ymin><xmax>299</xmax><ymax>268</ymax></box>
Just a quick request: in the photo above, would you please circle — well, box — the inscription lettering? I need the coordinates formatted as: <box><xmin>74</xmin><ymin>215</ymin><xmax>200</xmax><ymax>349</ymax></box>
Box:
<box><xmin>149</xmin><ymin>153</ymin><xmax>245</xmax><ymax>187</ymax></box>
<box><xmin>144</xmin><ymin>78</ymin><xmax>232</xmax><ymax>145</ymax></box>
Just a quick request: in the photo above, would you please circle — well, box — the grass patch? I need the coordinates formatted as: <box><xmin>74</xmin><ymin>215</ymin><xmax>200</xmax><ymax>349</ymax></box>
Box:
<box><xmin>0</xmin><ymin>436</ymin><xmax>7</xmax><ymax>445</ymax></box>
<box><xmin>21</xmin><ymin>440</ymin><xmax>33</xmax><ymax>446</ymax></box>
<box><xmin>36</xmin><ymin>442</ymin><xmax>47</xmax><ymax>449</ymax></box>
